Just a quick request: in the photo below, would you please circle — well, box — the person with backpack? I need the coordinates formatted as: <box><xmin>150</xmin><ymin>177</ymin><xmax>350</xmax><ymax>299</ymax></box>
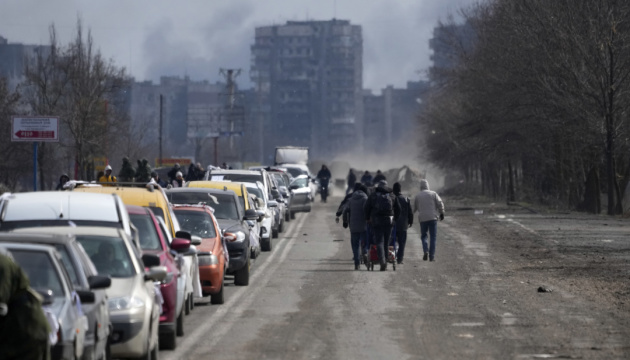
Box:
<box><xmin>413</xmin><ymin>179</ymin><xmax>445</xmax><ymax>262</ymax></box>
<box><xmin>342</xmin><ymin>183</ymin><xmax>369</xmax><ymax>270</ymax></box>
<box><xmin>392</xmin><ymin>182</ymin><xmax>414</xmax><ymax>264</ymax></box>
<box><xmin>364</xmin><ymin>180</ymin><xmax>401</xmax><ymax>271</ymax></box>
<box><xmin>316</xmin><ymin>165</ymin><xmax>332</xmax><ymax>202</ymax></box>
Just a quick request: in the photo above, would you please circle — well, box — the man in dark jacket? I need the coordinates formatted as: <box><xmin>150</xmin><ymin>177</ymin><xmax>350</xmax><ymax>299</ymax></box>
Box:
<box><xmin>316</xmin><ymin>165</ymin><xmax>332</xmax><ymax>202</ymax></box>
<box><xmin>346</xmin><ymin>169</ymin><xmax>357</xmax><ymax>194</ymax></box>
<box><xmin>55</xmin><ymin>174</ymin><xmax>70</xmax><ymax>190</ymax></box>
<box><xmin>373</xmin><ymin>170</ymin><xmax>386</xmax><ymax>184</ymax></box>
<box><xmin>0</xmin><ymin>249</ymin><xmax>51</xmax><ymax>360</ymax></box>
<box><xmin>364</xmin><ymin>180</ymin><xmax>401</xmax><ymax>271</ymax></box>
<box><xmin>342</xmin><ymin>183</ymin><xmax>369</xmax><ymax>270</ymax></box>
<box><xmin>392</xmin><ymin>182</ymin><xmax>414</xmax><ymax>264</ymax></box>
<box><xmin>360</xmin><ymin>171</ymin><xmax>373</xmax><ymax>186</ymax></box>
<box><xmin>167</xmin><ymin>163</ymin><xmax>181</xmax><ymax>184</ymax></box>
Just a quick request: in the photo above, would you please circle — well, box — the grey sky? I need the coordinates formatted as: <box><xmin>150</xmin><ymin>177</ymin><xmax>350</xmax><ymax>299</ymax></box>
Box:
<box><xmin>0</xmin><ymin>0</ymin><xmax>476</xmax><ymax>91</ymax></box>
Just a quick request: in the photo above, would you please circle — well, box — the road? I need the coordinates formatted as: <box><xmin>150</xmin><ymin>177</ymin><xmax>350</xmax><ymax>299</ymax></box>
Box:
<box><xmin>161</xmin><ymin>195</ymin><xmax>630</xmax><ymax>360</ymax></box>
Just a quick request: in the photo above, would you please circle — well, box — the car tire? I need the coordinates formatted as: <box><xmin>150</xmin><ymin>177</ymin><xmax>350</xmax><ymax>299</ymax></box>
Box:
<box><xmin>234</xmin><ymin>257</ymin><xmax>250</xmax><ymax>286</ymax></box>
<box><xmin>176</xmin><ymin>309</ymin><xmax>184</xmax><ymax>336</ymax></box>
<box><xmin>189</xmin><ymin>293</ymin><xmax>194</xmax><ymax>311</ymax></box>
<box><xmin>278</xmin><ymin>219</ymin><xmax>284</xmax><ymax>233</ymax></box>
<box><xmin>285</xmin><ymin>210</ymin><xmax>290</xmax><ymax>222</ymax></box>
<box><xmin>251</xmin><ymin>247</ymin><xmax>258</xmax><ymax>259</ymax></box>
<box><xmin>184</xmin><ymin>294</ymin><xmax>190</xmax><ymax>315</ymax></box>
<box><xmin>272</xmin><ymin>228</ymin><xmax>279</xmax><ymax>238</ymax></box>
<box><xmin>211</xmin><ymin>282</ymin><xmax>225</xmax><ymax>305</ymax></box>
<box><xmin>159</xmin><ymin>326</ymin><xmax>176</xmax><ymax>350</ymax></box>
<box><xmin>291</xmin><ymin>211</ymin><xmax>296</xmax><ymax>220</ymax></box>
<box><xmin>261</xmin><ymin>237</ymin><xmax>272</xmax><ymax>252</ymax></box>
<box><xmin>150</xmin><ymin>342</ymin><xmax>159</xmax><ymax>360</ymax></box>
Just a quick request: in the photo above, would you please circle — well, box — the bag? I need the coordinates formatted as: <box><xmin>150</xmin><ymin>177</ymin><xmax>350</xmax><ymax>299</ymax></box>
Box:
<box><xmin>369</xmin><ymin>245</ymin><xmax>379</xmax><ymax>262</ymax></box>
<box><xmin>374</xmin><ymin>192</ymin><xmax>393</xmax><ymax>215</ymax></box>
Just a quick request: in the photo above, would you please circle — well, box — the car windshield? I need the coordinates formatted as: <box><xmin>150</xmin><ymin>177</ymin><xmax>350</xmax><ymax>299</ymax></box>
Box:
<box><xmin>285</xmin><ymin>167</ymin><xmax>307</xmax><ymax>178</ymax></box>
<box><xmin>210</xmin><ymin>173</ymin><xmax>261</xmax><ymax>183</ymax></box>
<box><xmin>129</xmin><ymin>213</ymin><xmax>162</xmax><ymax>251</ymax></box>
<box><xmin>291</xmin><ymin>178</ymin><xmax>309</xmax><ymax>188</ymax></box>
<box><xmin>168</xmin><ymin>192</ymin><xmax>239</xmax><ymax>220</ymax></box>
<box><xmin>53</xmin><ymin>245</ymin><xmax>81</xmax><ymax>287</ymax></box>
<box><xmin>76</xmin><ymin>235</ymin><xmax>136</xmax><ymax>278</ymax></box>
<box><xmin>173</xmin><ymin>210</ymin><xmax>217</xmax><ymax>239</ymax></box>
<box><xmin>11</xmin><ymin>250</ymin><xmax>66</xmax><ymax>298</ymax></box>
<box><xmin>246</xmin><ymin>187</ymin><xmax>263</xmax><ymax>199</ymax></box>
<box><xmin>272</xmin><ymin>173</ymin><xmax>287</xmax><ymax>187</ymax></box>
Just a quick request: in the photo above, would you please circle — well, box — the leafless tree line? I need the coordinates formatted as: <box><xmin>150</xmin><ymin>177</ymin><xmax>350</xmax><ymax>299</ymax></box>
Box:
<box><xmin>421</xmin><ymin>0</ymin><xmax>630</xmax><ymax>215</ymax></box>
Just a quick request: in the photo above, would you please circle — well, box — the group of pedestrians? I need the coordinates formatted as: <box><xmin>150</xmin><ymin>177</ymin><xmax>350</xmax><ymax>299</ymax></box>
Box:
<box><xmin>339</xmin><ymin>170</ymin><xmax>445</xmax><ymax>271</ymax></box>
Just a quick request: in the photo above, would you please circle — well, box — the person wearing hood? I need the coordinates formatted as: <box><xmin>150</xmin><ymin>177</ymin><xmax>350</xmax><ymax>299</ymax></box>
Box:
<box><xmin>346</xmin><ymin>169</ymin><xmax>357</xmax><ymax>195</ymax></box>
<box><xmin>342</xmin><ymin>183</ymin><xmax>369</xmax><ymax>270</ymax></box>
<box><xmin>99</xmin><ymin>165</ymin><xmax>117</xmax><ymax>186</ymax></box>
<box><xmin>373</xmin><ymin>170</ymin><xmax>386</xmax><ymax>184</ymax></box>
<box><xmin>412</xmin><ymin>179</ymin><xmax>445</xmax><ymax>262</ymax></box>
<box><xmin>364</xmin><ymin>180</ymin><xmax>401</xmax><ymax>271</ymax></box>
<box><xmin>55</xmin><ymin>174</ymin><xmax>70</xmax><ymax>190</ymax></box>
<box><xmin>392</xmin><ymin>182</ymin><xmax>414</xmax><ymax>264</ymax></box>
<box><xmin>171</xmin><ymin>171</ymin><xmax>184</xmax><ymax>188</ymax></box>
<box><xmin>167</xmin><ymin>163</ymin><xmax>181</xmax><ymax>183</ymax></box>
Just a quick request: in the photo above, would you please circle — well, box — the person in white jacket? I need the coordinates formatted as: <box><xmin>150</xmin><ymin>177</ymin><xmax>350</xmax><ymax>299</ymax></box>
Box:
<box><xmin>412</xmin><ymin>179</ymin><xmax>445</xmax><ymax>262</ymax></box>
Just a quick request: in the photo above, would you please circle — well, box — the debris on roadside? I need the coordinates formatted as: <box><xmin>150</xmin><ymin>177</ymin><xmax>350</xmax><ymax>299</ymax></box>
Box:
<box><xmin>538</xmin><ymin>286</ymin><xmax>553</xmax><ymax>293</ymax></box>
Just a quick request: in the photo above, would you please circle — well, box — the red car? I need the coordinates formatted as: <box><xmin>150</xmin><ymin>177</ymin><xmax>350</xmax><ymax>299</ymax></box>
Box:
<box><xmin>172</xmin><ymin>204</ymin><xmax>228</xmax><ymax>304</ymax></box>
<box><xmin>126</xmin><ymin>205</ymin><xmax>189</xmax><ymax>350</ymax></box>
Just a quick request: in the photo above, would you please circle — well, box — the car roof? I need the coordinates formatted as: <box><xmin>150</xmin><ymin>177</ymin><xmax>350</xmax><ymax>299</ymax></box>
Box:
<box><xmin>0</xmin><ymin>232</ymin><xmax>74</xmax><ymax>245</ymax></box>
<box><xmin>209</xmin><ymin>169</ymin><xmax>262</xmax><ymax>175</ymax></box>
<box><xmin>166</xmin><ymin>187</ymin><xmax>237</xmax><ymax>196</ymax></box>
<box><xmin>0</xmin><ymin>191</ymin><xmax>121</xmax><ymax>222</ymax></box>
<box><xmin>187</xmin><ymin>181</ymin><xmax>245</xmax><ymax>195</ymax></box>
<box><xmin>74</xmin><ymin>186</ymin><xmax>169</xmax><ymax>208</ymax></box>
<box><xmin>0</xmin><ymin>241</ymin><xmax>59</xmax><ymax>254</ymax></box>
<box><xmin>11</xmin><ymin>226</ymin><xmax>126</xmax><ymax>238</ymax></box>
<box><xmin>125</xmin><ymin>204</ymin><xmax>149</xmax><ymax>215</ymax></box>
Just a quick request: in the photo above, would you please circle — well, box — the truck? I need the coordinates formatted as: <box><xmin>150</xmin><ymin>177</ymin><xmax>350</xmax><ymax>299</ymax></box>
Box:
<box><xmin>274</xmin><ymin>146</ymin><xmax>309</xmax><ymax>166</ymax></box>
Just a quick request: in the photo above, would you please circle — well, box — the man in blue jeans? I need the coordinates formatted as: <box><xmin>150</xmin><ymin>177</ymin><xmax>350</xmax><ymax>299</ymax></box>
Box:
<box><xmin>412</xmin><ymin>179</ymin><xmax>445</xmax><ymax>262</ymax></box>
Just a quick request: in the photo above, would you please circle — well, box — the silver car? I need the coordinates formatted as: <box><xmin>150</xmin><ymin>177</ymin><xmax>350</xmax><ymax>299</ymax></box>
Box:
<box><xmin>0</xmin><ymin>242</ymin><xmax>89</xmax><ymax>360</ymax></box>
<box><xmin>1</xmin><ymin>231</ymin><xmax>112</xmax><ymax>360</ymax></box>
<box><xmin>72</xmin><ymin>227</ymin><xmax>166</xmax><ymax>360</ymax></box>
<box><xmin>289</xmin><ymin>175</ymin><xmax>313</xmax><ymax>214</ymax></box>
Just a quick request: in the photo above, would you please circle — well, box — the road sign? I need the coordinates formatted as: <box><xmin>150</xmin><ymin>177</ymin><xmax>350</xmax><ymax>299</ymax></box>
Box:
<box><xmin>155</xmin><ymin>157</ymin><xmax>193</xmax><ymax>168</ymax></box>
<box><xmin>12</xmin><ymin>116</ymin><xmax>59</xmax><ymax>142</ymax></box>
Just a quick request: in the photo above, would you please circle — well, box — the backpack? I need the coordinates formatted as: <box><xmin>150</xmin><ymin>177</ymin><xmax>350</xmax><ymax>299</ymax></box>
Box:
<box><xmin>374</xmin><ymin>191</ymin><xmax>393</xmax><ymax>215</ymax></box>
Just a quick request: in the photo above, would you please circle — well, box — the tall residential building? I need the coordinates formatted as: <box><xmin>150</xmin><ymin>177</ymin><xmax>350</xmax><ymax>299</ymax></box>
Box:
<box><xmin>0</xmin><ymin>36</ymin><xmax>50</xmax><ymax>91</ymax></box>
<box><xmin>250</xmin><ymin>19</ymin><xmax>363</xmax><ymax>162</ymax></box>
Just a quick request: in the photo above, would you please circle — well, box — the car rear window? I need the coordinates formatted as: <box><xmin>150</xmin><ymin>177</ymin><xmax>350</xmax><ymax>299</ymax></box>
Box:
<box><xmin>77</xmin><ymin>235</ymin><xmax>136</xmax><ymax>278</ymax></box>
<box><xmin>173</xmin><ymin>210</ymin><xmax>217</xmax><ymax>239</ymax></box>
<box><xmin>168</xmin><ymin>192</ymin><xmax>239</xmax><ymax>220</ymax></box>
<box><xmin>129</xmin><ymin>213</ymin><xmax>162</xmax><ymax>251</ymax></box>
<box><xmin>53</xmin><ymin>245</ymin><xmax>81</xmax><ymax>287</ymax></box>
<box><xmin>11</xmin><ymin>250</ymin><xmax>66</xmax><ymax>297</ymax></box>
<box><xmin>211</xmin><ymin>173</ymin><xmax>261</xmax><ymax>183</ymax></box>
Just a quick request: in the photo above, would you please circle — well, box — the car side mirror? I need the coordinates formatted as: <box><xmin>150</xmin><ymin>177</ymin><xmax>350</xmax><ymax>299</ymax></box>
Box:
<box><xmin>246</xmin><ymin>220</ymin><xmax>255</xmax><ymax>228</ymax></box>
<box><xmin>190</xmin><ymin>235</ymin><xmax>202</xmax><ymax>246</ymax></box>
<box><xmin>77</xmin><ymin>290</ymin><xmax>95</xmax><ymax>304</ymax></box>
<box><xmin>171</xmin><ymin>238</ymin><xmax>192</xmax><ymax>253</ymax></box>
<box><xmin>145</xmin><ymin>266</ymin><xmax>167</xmax><ymax>282</ymax></box>
<box><xmin>175</xmin><ymin>230</ymin><xmax>191</xmax><ymax>240</ymax></box>
<box><xmin>268</xmin><ymin>200</ymin><xmax>278</xmax><ymax>208</ymax></box>
<box><xmin>244</xmin><ymin>209</ymin><xmax>258</xmax><ymax>221</ymax></box>
<box><xmin>141</xmin><ymin>253</ymin><xmax>161</xmax><ymax>268</ymax></box>
<box><xmin>37</xmin><ymin>289</ymin><xmax>54</xmax><ymax>306</ymax></box>
<box><xmin>88</xmin><ymin>275</ymin><xmax>111</xmax><ymax>290</ymax></box>
<box><xmin>255</xmin><ymin>210</ymin><xmax>265</xmax><ymax>222</ymax></box>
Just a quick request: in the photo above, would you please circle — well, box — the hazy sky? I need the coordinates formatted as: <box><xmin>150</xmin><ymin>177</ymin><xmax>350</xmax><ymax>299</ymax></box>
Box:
<box><xmin>0</xmin><ymin>0</ymin><xmax>476</xmax><ymax>91</ymax></box>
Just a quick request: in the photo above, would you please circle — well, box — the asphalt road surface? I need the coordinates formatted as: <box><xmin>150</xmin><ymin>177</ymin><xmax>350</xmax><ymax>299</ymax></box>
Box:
<box><xmin>160</xmin><ymin>195</ymin><xmax>630</xmax><ymax>360</ymax></box>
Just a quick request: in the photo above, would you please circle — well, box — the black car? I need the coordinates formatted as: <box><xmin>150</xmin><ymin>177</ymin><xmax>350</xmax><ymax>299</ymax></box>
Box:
<box><xmin>165</xmin><ymin>188</ymin><xmax>259</xmax><ymax>286</ymax></box>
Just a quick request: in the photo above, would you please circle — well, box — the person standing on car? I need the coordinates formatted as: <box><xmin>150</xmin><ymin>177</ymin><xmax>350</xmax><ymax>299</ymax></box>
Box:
<box><xmin>99</xmin><ymin>165</ymin><xmax>117</xmax><ymax>185</ymax></box>
<box><xmin>346</xmin><ymin>168</ymin><xmax>357</xmax><ymax>194</ymax></box>
<box><xmin>413</xmin><ymin>179</ymin><xmax>445</xmax><ymax>262</ymax></box>
<box><xmin>167</xmin><ymin>163</ymin><xmax>181</xmax><ymax>184</ymax></box>
<box><xmin>342</xmin><ymin>183</ymin><xmax>369</xmax><ymax>270</ymax></box>
<box><xmin>171</xmin><ymin>171</ymin><xmax>184</xmax><ymax>188</ymax></box>
<box><xmin>0</xmin><ymin>248</ymin><xmax>51</xmax><ymax>360</ymax></box>
<box><xmin>364</xmin><ymin>180</ymin><xmax>400</xmax><ymax>271</ymax></box>
<box><xmin>150</xmin><ymin>171</ymin><xmax>168</xmax><ymax>188</ymax></box>
<box><xmin>360</xmin><ymin>170</ymin><xmax>373</xmax><ymax>187</ymax></box>
<box><xmin>55</xmin><ymin>174</ymin><xmax>70</xmax><ymax>190</ymax></box>
<box><xmin>316</xmin><ymin>165</ymin><xmax>332</xmax><ymax>203</ymax></box>
<box><xmin>392</xmin><ymin>182</ymin><xmax>414</xmax><ymax>264</ymax></box>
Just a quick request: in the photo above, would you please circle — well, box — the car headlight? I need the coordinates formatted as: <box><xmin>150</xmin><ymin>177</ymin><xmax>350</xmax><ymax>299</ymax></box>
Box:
<box><xmin>108</xmin><ymin>296</ymin><xmax>144</xmax><ymax>311</ymax></box>
<box><xmin>197</xmin><ymin>254</ymin><xmax>219</xmax><ymax>266</ymax></box>
<box><xmin>234</xmin><ymin>231</ymin><xmax>246</xmax><ymax>242</ymax></box>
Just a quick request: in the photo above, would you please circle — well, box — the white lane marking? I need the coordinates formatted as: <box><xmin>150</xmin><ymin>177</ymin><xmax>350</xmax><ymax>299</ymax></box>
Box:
<box><xmin>452</xmin><ymin>322</ymin><xmax>485</xmax><ymax>327</ymax></box>
<box><xmin>162</xmin><ymin>213</ymin><xmax>308</xmax><ymax>360</ymax></box>
<box><xmin>496</xmin><ymin>214</ymin><xmax>538</xmax><ymax>236</ymax></box>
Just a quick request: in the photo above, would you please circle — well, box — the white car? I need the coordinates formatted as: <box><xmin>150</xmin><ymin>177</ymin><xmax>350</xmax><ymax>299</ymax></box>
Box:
<box><xmin>245</xmin><ymin>181</ymin><xmax>277</xmax><ymax>251</ymax></box>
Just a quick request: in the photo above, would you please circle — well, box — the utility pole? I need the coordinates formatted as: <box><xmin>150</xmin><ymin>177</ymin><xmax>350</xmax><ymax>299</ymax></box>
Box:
<box><xmin>159</xmin><ymin>94</ymin><xmax>163</xmax><ymax>167</ymax></box>
<box><xmin>219</xmin><ymin>69</ymin><xmax>243</xmax><ymax>159</ymax></box>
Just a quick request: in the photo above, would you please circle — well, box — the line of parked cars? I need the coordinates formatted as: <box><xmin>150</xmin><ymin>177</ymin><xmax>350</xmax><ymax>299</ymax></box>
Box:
<box><xmin>0</xmin><ymin>165</ymin><xmax>318</xmax><ymax>359</ymax></box>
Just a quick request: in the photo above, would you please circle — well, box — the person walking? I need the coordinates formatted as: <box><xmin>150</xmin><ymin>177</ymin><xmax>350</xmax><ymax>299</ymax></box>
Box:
<box><xmin>413</xmin><ymin>179</ymin><xmax>445</xmax><ymax>262</ymax></box>
<box><xmin>392</xmin><ymin>182</ymin><xmax>413</xmax><ymax>264</ymax></box>
<box><xmin>346</xmin><ymin>169</ymin><xmax>357</xmax><ymax>195</ymax></box>
<box><xmin>360</xmin><ymin>171</ymin><xmax>373</xmax><ymax>187</ymax></box>
<box><xmin>99</xmin><ymin>165</ymin><xmax>117</xmax><ymax>185</ymax></box>
<box><xmin>364</xmin><ymin>180</ymin><xmax>400</xmax><ymax>271</ymax></box>
<box><xmin>373</xmin><ymin>170</ymin><xmax>386</xmax><ymax>184</ymax></box>
<box><xmin>342</xmin><ymin>183</ymin><xmax>369</xmax><ymax>270</ymax></box>
<box><xmin>316</xmin><ymin>165</ymin><xmax>332</xmax><ymax>203</ymax></box>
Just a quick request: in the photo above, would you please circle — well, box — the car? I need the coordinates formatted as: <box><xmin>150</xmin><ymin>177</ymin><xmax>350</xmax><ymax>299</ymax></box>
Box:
<box><xmin>268</xmin><ymin>169</ymin><xmax>294</xmax><ymax>222</ymax></box>
<box><xmin>0</xmin><ymin>191</ymin><xmax>137</xmax><ymax>246</ymax></box>
<box><xmin>282</xmin><ymin>164</ymin><xmax>318</xmax><ymax>199</ymax></box>
<box><xmin>126</xmin><ymin>205</ymin><xmax>189</xmax><ymax>350</ymax></box>
<box><xmin>185</xmin><ymin>181</ymin><xmax>261</xmax><ymax>258</ymax></box>
<box><xmin>72</xmin><ymin>226</ymin><xmax>166</xmax><ymax>360</ymax></box>
<box><xmin>245</xmin><ymin>192</ymin><xmax>264</xmax><ymax>257</ymax></box>
<box><xmin>172</xmin><ymin>204</ymin><xmax>227</xmax><ymax>304</ymax></box>
<box><xmin>244</xmin><ymin>182</ymin><xmax>277</xmax><ymax>251</ymax></box>
<box><xmin>203</xmin><ymin>168</ymin><xmax>276</xmax><ymax>206</ymax></box>
<box><xmin>289</xmin><ymin>175</ymin><xmax>313</xmax><ymax>215</ymax></box>
<box><xmin>72</xmin><ymin>184</ymin><xmax>202</xmax><ymax>320</ymax></box>
<box><xmin>0</xmin><ymin>241</ymin><xmax>90</xmax><ymax>360</ymax></box>
<box><xmin>165</xmin><ymin>187</ymin><xmax>259</xmax><ymax>286</ymax></box>
<box><xmin>1</xmin><ymin>231</ymin><xmax>112</xmax><ymax>360</ymax></box>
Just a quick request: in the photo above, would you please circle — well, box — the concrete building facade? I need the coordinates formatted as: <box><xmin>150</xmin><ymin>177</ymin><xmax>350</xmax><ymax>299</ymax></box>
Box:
<box><xmin>250</xmin><ymin>19</ymin><xmax>363</xmax><ymax>162</ymax></box>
